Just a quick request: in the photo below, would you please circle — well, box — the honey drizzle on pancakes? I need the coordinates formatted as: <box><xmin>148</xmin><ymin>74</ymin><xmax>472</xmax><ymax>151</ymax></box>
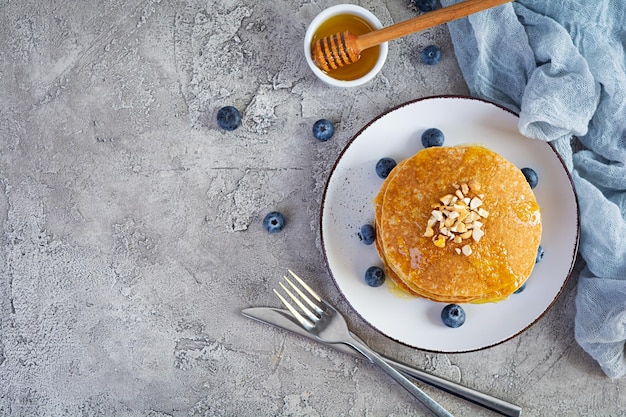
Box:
<box><xmin>374</xmin><ymin>145</ymin><xmax>542</xmax><ymax>303</ymax></box>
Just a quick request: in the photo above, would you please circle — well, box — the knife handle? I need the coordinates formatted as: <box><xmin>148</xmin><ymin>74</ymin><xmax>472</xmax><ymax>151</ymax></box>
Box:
<box><xmin>243</xmin><ymin>307</ymin><xmax>521</xmax><ymax>417</ymax></box>
<box><xmin>382</xmin><ymin>354</ymin><xmax>522</xmax><ymax>417</ymax></box>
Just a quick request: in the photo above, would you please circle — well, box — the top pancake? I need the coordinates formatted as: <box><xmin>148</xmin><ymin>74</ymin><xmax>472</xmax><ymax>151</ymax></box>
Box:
<box><xmin>375</xmin><ymin>145</ymin><xmax>541</xmax><ymax>303</ymax></box>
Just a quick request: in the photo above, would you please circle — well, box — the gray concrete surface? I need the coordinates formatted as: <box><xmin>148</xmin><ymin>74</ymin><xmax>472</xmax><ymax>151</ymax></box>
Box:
<box><xmin>1</xmin><ymin>0</ymin><xmax>624</xmax><ymax>416</ymax></box>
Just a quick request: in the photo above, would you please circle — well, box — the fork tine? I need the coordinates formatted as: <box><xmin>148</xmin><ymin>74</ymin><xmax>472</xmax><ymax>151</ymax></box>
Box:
<box><xmin>284</xmin><ymin>275</ymin><xmax>324</xmax><ymax>316</ymax></box>
<box><xmin>273</xmin><ymin>288</ymin><xmax>314</xmax><ymax>330</ymax></box>
<box><xmin>288</xmin><ymin>270</ymin><xmax>322</xmax><ymax>303</ymax></box>
<box><xmin>279</xmin><ymin>281</ymin><xmax>318</xmax><ymax>322</ymax></box>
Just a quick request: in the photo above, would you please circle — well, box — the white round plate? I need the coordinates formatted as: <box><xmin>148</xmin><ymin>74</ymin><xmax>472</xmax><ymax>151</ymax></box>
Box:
<box><xmin>320</xmin><ymin>96</ymin><xmax>579</xmax><ymax>352</ymax></box>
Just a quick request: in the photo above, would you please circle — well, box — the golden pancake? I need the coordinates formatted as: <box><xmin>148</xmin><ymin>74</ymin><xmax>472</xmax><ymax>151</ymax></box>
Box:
<box><xmin>373</xmin><ymin>160</ymin><xmax>422</xmax><ymax>296</ymax></box>
<box><xmin>375</xmin><ymin>145</ymin><xmax>541</xmax><ymax>303</ymax></box>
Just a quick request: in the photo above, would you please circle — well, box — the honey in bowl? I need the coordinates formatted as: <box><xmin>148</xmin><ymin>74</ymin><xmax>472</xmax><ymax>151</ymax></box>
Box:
<box><xmin>311</xmin><ymin>14</ymin><xmax>381</xmax><ymax>81</ymax></box>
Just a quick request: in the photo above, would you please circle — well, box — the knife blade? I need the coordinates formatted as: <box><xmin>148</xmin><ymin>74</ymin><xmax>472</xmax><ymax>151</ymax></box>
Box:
<box><xmin>242</xmin><ymin>306</ymin><xmax>521</xmax><ymax>417</ymax></box>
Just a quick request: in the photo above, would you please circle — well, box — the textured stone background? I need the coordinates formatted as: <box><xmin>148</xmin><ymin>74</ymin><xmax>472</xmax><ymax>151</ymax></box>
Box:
<box><xmin>1</xmin><ymin>0</ymin><xmax>624</xmax><ymax>416</ymax></box>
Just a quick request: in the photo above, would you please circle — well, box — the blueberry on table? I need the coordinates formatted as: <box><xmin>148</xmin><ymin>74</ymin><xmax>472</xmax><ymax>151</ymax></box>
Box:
<box><xmin>420</xmin><ymin>45</ymin><xmax>442</xmax><ymax>65</ymax></box>
<box><xmin>421</xmin><ymin>128</ymin><xmax>445</xmax><ymax>148</ymax></box>
<box><xmin>312</xmin><ymin>119</ymin><xmax>335</xmax><ymax>141</ymax></box>
<box><xmin>365</xmin><ymin>266</ymin><xmax>385</xmax><ymax>287</ymax></box>
<box><xmin>535</xmin><ymin>245</ymin><xmax>544</xmax><ymax>263</ymax></box>
<box><xmin>375</xmin><ymin>157</ymin><xmax>397</xmax><ymax>179</ymax></box>
<box><xmin>263</xmin><ymin>211</ymin><xmax>286</xmax><ymax>233</ymax></box>
<box><xmin>521</xmin><ymin>167</ymin><xmax>539</xmax><ymax>189</ymax></box>
<box><xmin>216</xmin><ymin>106</ymin><xmax>242</xmax><ymax>131</ymax></box>
<box><xmin>441</xmin><ymin>304</ymin><xmax>466</xmax><ymax>328</ymax></box>
<box><xmin>359</xmin><ymin>224</ymin><xmax>376</xmax><ymax>245</ymax></box>
<box><xmin>413</xmin><ymin>0</ymin><xmax>438</xmax><ymax>12</ymax></box>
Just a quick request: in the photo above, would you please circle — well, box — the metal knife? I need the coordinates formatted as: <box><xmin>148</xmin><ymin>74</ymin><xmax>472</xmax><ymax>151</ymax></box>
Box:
<box><xmin>242</xmin><ymin>306</ymin><xmax>522</xmax><ymax>417</ymax></box>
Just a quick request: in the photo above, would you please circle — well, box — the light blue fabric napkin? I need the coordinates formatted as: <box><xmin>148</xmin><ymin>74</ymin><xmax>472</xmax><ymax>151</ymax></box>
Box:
<box><xmin>440</xmin><ymin>0</ymin><xmax>626</xmax><ymax>379</ymax></box>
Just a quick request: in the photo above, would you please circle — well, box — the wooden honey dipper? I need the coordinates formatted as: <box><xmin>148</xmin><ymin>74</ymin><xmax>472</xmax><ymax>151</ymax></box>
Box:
<box><xmin>312</xmin><ymin>0</ymin><xmax>513</xmax><ymax>72</ymax></box>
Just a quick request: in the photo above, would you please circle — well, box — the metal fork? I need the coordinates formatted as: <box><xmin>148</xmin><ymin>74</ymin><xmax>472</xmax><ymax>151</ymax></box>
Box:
<box><xmin>274</xmin><ymin>270</ymin><xmax>455</xmax><ymax>417</ymax></box>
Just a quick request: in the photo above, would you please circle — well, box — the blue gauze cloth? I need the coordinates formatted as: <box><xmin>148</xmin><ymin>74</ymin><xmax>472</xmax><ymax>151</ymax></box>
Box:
<box><xmin>440</xmin><ymin>0</ymin><xmax>626</xmax><ymax>379</ymax></box>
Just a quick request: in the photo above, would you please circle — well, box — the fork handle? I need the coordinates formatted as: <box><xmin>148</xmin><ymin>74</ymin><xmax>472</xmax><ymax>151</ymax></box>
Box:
<box><xmin>347</xmin><ymin>332</ymin><xmax>455</xmax><ymax>417</ymax></box>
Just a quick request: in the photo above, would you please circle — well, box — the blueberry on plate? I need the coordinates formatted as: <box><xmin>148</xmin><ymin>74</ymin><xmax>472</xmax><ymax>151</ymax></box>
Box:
<box><xmin>263</xmin><ymin>211</ymin><xmax>286</xmax><ymax>233</ymax></box>
<box><xmin>521</xmin><ymin>167</ymin><xmax>539</xmax><ymax>189</ymax></box>
<box><xmin>359</xmin><ymin>224</ymin><xmax>376</xmax><ymax>245</ymax></box>
<box><xmin>536</xmin><ymin>244</ymin><xmax>544</xmax><ymax>263</ymax></box>
<box><xmin>441</xmin><ymin>304</ymin><xmax>466</xmax><ymax>328</ymax></box>
<box><xmin>216</xmin><ymin>106</ymin><xmax>242</xmax><ymax>131</ymax></box>
<box><xmin>514</xmin><ymin>282</ymin><xmax>526</xmax><ymax>294</ymax></box>
<box><xmin>365</xmin><ymin>266</ymin><xmax>385</xmax><ymax>287</ymax></box>
<box><xmin>376</xmin><ymin>157</ymin><xmax>397</xmax><ymax>179</ymax></box>
<box><xmin>421</xmin><ymin>127</ymin><xmax>445</xmax><ymax>148</ymax></box>
<box><xmin>312</xmin><ymin>119</ymin><xmax>335</xmax><ymax>141</ymax></box>
<box><xmin>420</xmin><ymin>45</ymin><xmax>442</xmax><ymax>65</ymax></box>
<box><xmin>413</xmin><ymin>0</ymin><xmax>437</xmax><ymax>12</ymax></box>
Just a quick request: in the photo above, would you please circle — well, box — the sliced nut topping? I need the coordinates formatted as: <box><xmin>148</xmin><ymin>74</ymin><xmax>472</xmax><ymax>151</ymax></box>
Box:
<box><xmin>424</xmin><ymin>181</ymin><xmax>490</xmax><ymax>255</ymax></box>
<box><xmin>472</xmin><ymin>227</ymin><xmax>485</xmax><ymax>242</ymax></box>
<box><xmin>477</xmin><ymin>208</ymin><xmax>490</xmax><ymax>218</ymax></box>
<box><xmin>451</xmin><ymin>221</ymin><xmax>467</xmax><ymax>233</ymax></box>
<box><xmin>431</xmin><ymin>210</ymin><xmax>444</xmax><ymax>222</ymax></box>
<box><xmin>460</xmin><ymin>230</ymin><xmax>473</xmax><ymax>240</ymax></box>
<box><xmin>440</xmin><ymin>194</ymin><xmax>454</xmax><ymax>206</ymax></box>
<box><xmin>469</xmin><ymin>196</ymin><xmax>483</xmax><ymax>210</ymax></box>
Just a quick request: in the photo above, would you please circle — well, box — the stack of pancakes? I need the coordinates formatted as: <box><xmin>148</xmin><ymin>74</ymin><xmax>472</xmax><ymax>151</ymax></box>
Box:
<box><xmin>374</xmin><ymin>145</ymin><xmax>541</xmax><ymax>303</ymax></box>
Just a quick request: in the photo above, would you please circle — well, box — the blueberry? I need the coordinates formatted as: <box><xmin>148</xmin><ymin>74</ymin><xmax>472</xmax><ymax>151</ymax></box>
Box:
<box><xmin>216</xmin><ymin>106</ymin><xmax>242</xmax><ymax>131</ymax></box>
<box><xmin>441</xmin><ymin>304</ymin><xmax>466</xmax><ymax>328</ymax></box>
<box><xmin>376</xmin><ymin>157</ymin><xmax>397</xmax><ymax>179</ymax></box>
<box><xmin>536</xmin><ymin>245</ymin><xmax>544</xmax><ymax>263</ymax></box>
<box><xmin>365</xmin><ymin>266</ymin><xmax>385</xmax><ymax>287</ymax></box>
<box><xmin>514</xmin><ymin>282</ymin><xmax>526</xmax><ymax>294</ymax></box>
<box><xmin>421</xmin><ymin>128</ymin><xmax>445</xmax><ymax>148</ymax></box>
<box><xmin>521</xmin><ymin>167</ymin><xmax>539</xmax><ymax>189</ymax></box>
<box><xmin>413</xmin><ymin>0</ymin><xmax>437</xmax><ymax>12</ymax></box>
<box><xmin>359</xmin><ymin>224</ymin><xmax>376</xmax><ymax>245</ymax></box>
<box><xmin>312</xmin><ymin>119</ymin><xmax>335</xmax><ymax>141</ymax></box>
<box><xmin>263</xmin><ymin>211</ymin><xmax>286</xmax><ymax>233</ymax></box>
<box><xmin>420</xmin><ymin>45</ymin><xmax>442</xmax><ymax>65</ymax></box>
